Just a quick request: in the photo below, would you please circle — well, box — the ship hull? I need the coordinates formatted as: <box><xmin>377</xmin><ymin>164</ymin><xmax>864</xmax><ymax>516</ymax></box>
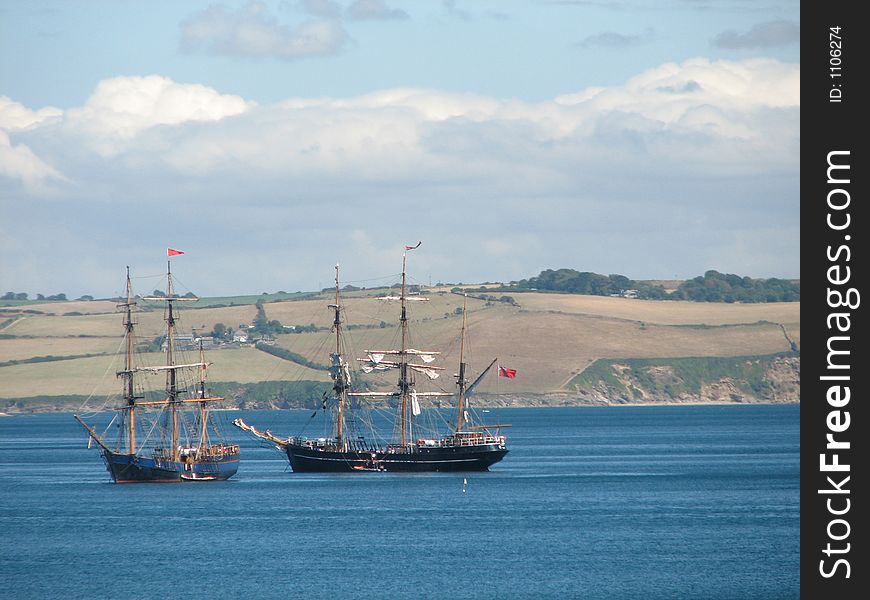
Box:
<box><xmin>102</xmin><ymin>451</ymin><xmax>239</xmax><ymax>483</ymax></box>
<box><xmin>284</xmin><ymin>443</ymin><xmax>508</xmax><ymax>473</ymax></box>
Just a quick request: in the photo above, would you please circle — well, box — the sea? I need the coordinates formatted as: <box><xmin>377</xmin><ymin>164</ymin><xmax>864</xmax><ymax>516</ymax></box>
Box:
<box><xmin>0</xmin><ymin>405</ymin><xmax>799</xmax><ymax>600</ymax></box>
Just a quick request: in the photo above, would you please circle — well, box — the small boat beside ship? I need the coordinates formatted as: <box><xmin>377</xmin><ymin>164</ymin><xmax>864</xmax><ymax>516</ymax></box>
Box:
<box><xmin>234</xmin><ymin>246</ymin><xmax>509</xmax><ymax>472</ymax></box>
<box><xmin>74</xmin><ymin>258</ymin><xmax>239</xmax><ymax>483</ymax></box>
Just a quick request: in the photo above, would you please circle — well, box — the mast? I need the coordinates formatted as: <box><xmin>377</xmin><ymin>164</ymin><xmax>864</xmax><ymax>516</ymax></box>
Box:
<box><xmin>399</xmin><ymin>252</ymin><xmax>411</xmax><ymax>446</ymax></box>
<box><xmin>165</xmin><ymin>260</ymin><xmax>179</xmax><ymax>461</ymax></box>
<box><xmin>455</xmin><ymin>294</ymin><xmax>468</xmax><ymax>432</ymax></box>
<box><xmin>331</xmin><ymin>263</ymin><xmax>348</xmax><ymax>450</ymax></box>
<box><xmin>121</xmin><ymin>267</ymin><xmax>137</xmax><ymax>454</ymax></box>
<box><xmin>139</xmin><ymin>265</ymin><xmax>205</xmax><ymax>462</ymax></box>
<box><xmin>198</xmin><ymin>340</ymin><xmax>208</xmax><ymax>454</ymax></box>
<box><xmin>355</xmin><ymin>245</ymin><xmax>449</xmax><ymax>444</ymax></box>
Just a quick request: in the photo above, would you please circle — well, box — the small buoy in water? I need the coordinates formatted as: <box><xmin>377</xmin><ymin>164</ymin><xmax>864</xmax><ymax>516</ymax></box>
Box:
<box><xmin>462</xmin><ymin>478</ymin><xmax>467</xmax><ymax>493</ymax></box>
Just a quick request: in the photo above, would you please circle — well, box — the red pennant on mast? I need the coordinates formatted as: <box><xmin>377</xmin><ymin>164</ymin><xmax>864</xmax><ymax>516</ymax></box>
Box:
<box><xmin>404</xmin><ymin>241</ymin><xmax>422</xmax><ymax>251</ymax></box>
<box><xmin>498</xmin><ymin>366</ymin><xmax>517</xmax><ymax>379</ymax></box>
<box><xmin>167</xmin><ymin>248</ymin><xmax>184</xmax><ymax>257</ymax></box>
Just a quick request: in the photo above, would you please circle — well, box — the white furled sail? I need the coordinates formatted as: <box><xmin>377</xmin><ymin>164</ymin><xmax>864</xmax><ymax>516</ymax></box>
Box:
<box><xmin>411</xmin><ymin>365</ymin><xmax>440</xmax><ymax>380</ymax></box>
<box><xmin>376</xmin><ymin>295</ymin><xmax>429</xmax><ymax>302</ymax></box>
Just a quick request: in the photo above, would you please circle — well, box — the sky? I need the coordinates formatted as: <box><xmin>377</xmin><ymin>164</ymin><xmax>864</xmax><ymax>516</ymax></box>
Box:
<box><xmin>0</xmin><ymin>0</ymin><xmax>800</xmax><ymax>299</ymax></box>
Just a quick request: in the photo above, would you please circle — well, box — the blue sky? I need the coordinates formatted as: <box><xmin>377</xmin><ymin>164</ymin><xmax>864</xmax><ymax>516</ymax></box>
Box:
<box><xmin>1</xmin><ymin>1</ymin><xmax>799</xmax><ymax>298</ymax></box>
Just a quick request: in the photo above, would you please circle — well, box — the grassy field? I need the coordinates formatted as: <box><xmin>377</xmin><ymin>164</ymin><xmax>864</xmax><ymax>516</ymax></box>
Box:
<box><xmin>0</xmin><ymin>287</ymin><xmax>799</xmax><ymax>403</ymax></box>
<box><xmin>0</xmin><ymin>336</ymin><xmax>122</xmax><ymax>363</ymax></box>
<box><xmin>512</xmin><ymin>292</ymin><xmax>799</xmax><ymax>325</ymax></box>
<box><xmin>1</xmin><ymin>304</ymin><xmax>259</xmax><ymax>341</ymax></box>
<box><xmin>183</xmin><ymin>291</ymin><xmax>320</xmax><ymax>307</ymax></box>
<box><xmin>0</xmin><ymin>346</ymin><xmax>330</xmax><ymax>400</ymax></box>
<box><xmin>0</xmin><ymin>291</ymin><xmax>318</xmax><ymax>311</ymax></box>
<box><xmin>0</xmin><ymin>299</ymin><xmax>119</xmax><ymax>315</ymax></box>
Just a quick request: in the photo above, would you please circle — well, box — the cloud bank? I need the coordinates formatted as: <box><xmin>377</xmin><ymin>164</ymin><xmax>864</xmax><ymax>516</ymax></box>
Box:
<box><xmin>1</xmin><ymin>57</ymin><xmax>799</xmax><ymax>297</ymax></box>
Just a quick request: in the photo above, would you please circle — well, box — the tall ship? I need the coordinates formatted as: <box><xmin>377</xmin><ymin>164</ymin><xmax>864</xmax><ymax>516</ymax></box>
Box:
<box><xmin>234</xmin><ymin>247</ymin><xmax>509</xmax><ymax>472</ymax></box>
<box><xmin>75</xmin><ymin>260</ymin><xmax>239</xmax><ymax>483</ymax></box>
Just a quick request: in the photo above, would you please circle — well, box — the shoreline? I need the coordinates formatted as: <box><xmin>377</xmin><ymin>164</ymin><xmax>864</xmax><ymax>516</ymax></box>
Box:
<box><xmin>0</xmin><ymin>398</ymin><xmax>799</xmax><ymax>416</ymax></box>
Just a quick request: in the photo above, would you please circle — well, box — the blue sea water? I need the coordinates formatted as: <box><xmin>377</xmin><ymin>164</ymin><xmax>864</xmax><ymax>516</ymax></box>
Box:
<box><xmin>0</xmin><ymin>405</ymin><xmax>799</xmax><ymax>600</ymax></box>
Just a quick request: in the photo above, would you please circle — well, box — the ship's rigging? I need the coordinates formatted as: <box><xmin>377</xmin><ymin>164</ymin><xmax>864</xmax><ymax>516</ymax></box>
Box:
<box><xmin>235</xmin><ymin>246</ymin><xmax>509</xmax><ymax>472</ymax></box>
<box><xmin>74</xmin><ymin>260</ymin><xmax>239</xmax><ymax>483</ymax></box>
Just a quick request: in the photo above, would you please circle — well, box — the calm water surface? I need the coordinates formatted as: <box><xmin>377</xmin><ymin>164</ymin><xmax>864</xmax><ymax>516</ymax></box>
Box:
<box><xmin>0</xmin><ymin>405</ymin><xmax>799</xmax><ymax>599</ymax></box>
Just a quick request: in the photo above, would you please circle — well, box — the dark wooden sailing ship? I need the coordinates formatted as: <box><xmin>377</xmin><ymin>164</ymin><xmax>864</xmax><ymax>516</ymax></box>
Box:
<box><xmin>74</xmin><ymin>262</ymin><xmax>239</xmax><ymax>483</ymax></box>
<box><xmin>234</xmin><ymin>248</ymin><xmax>509</xmax><ymax>472</ymax></box>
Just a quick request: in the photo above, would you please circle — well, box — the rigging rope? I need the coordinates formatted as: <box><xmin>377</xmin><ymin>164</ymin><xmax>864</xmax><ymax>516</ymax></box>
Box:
<box><xmin>76</xmin><ymin>334</ymin><xmax>128</xmax><ymax>417</ymax></box>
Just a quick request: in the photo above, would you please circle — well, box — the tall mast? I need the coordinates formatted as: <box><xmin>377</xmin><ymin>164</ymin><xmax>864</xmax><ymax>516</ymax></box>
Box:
<box><xmin>354</xmin><ymin>245</ymin><xmax>449</xmax><ymax>446</ymax></box>
<box><xmin>121</xmin><ymin>267</ymin><xmax>137</xmax><ymax>454</ymax></box>
<box><xmin>198</xmin><ymin>341</ymin><xmax>208</xmax><ymax>454</ymax></box>
<box><xmin>331</xmin><ymin>263</ymin><xmax>347</xmax><ymax>450</ymax></box>
<box><xmin>399</xmin><ymin>252</ymin><xmax>411</xmax><ymax>446</ymax></box>
<box><xmin>455</xmin><ymin>294</ymin><xmax>468</xmax><ymax>432</ymax></box>
<box><xmin>165</xmin><ymin>260</ymin><xmax>179</xmax><ymax>461</ymax></box>
<box><xmin>140</xmin><ymin>259</ymin><xmax>201</xmax><ymax>459</ymax></box>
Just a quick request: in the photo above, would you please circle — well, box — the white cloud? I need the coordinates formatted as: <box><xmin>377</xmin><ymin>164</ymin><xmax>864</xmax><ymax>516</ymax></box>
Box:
<box><xmin>195</xmin><ymin>58</ymin><xmax>793</xmax><ymax>182</ymax></box>
<box><xmin>16</xmin><ymin>57</ymin><xmax>796</xmax><ymax>174</ymax></box>
<box><xmin>15</xmin><ymin>57</ymin><xmax>799</xmax><ymax>187</ymax></box>
<box><xmin>556</xmin><ymin>58</ymin><xmax>798</xmax><ymax>117</ymax></box>
<box><xmin>61</xmin><ymin>75</ymin><xmax>253</xmax><ymax>156</ymax></box>
<box><xmin>11</xmin><ymin>58</ymin><xmax>799</xmax><ymax>187</ymax></box>
<box><xmin>0</xmin><ymin>96</ymin><xmax>62</xmax><ymax>131</ymax></box>
<box><xmin>0</xmin><ymin>130</ymin><xmax>66</xmax><ymax>192</ymax></box>
<box><xmin>0</xmin><ymin>97</ymin><xmax>65</xmax><ymax>190</ymax></box>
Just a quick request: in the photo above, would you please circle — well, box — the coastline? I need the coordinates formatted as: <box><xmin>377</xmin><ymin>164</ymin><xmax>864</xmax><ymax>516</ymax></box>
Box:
<box><xmin>0</xmin><ymin>395</ymin><xmax>799</xmax><ymax>415</ymax></box>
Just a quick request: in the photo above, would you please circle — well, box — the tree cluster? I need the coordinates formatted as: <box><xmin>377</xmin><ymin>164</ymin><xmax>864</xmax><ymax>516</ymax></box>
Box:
<box><xmin>3</xmin><ymin>292</ymin><xmax>68</xmax><ymax>301</ymax></box>
<box><xmin>252</xmin><ymin>300</ymin><xmax>284</xmax><ymax>336</ymax></box>
<box><xmin>513</xmin><ymin>268</ymin><xmax>799</xmax><ymax>303</ymax></box>
<box><xmin>148</xmin><ymin>290</ymin><xmax>196</xmax><ymax>299</ymax></box>
<box><xmin>210</xmin><ymin>323</ymin><xmax>235</xmax><ymax>341</ymax></box>
<box><xmin>251</xmin><ymin>300</ymin><xmax>324</xmax><ymax>337</ymax></box>
<box><xmin>514</xmin><ymin>269</ymin><xmax>635</xmax><ymax>296</ymax></box>
<box><xmin>670</xmin><ymin>271</ymin><xmax>799</xmax><ymax>303</ymax></box>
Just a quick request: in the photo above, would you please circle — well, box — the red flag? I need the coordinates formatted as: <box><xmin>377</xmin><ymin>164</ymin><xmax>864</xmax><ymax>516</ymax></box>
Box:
<box><xmin>167</xmin><ymin>248</ymin><xmax>184</xmax><ymax>256</ymax></box>
<box><xmin>498</xmin><ymin>366</ymin><xmax>517</xmax><ymax>379</ymax></box>
<box><xmin>404</xmin><ymin>241</ymin><xmax>422</xmax><ymax>251</ymax></box>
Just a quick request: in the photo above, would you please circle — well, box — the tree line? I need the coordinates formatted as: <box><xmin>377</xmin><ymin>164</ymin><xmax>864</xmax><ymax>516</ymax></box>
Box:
<box><xmin>4</xmin><ymin>267</ymin><xmax>799</xmax><ymax>307</ymax></box>
<box><xmin>2</xmin><ymin>292</ymin><xmax>74</xmax><ymax>301</ymax></box>
<box><xmin>511</xmin><ymin>268</ymin><xmax>799</xmax><ymax>303</ymax></box>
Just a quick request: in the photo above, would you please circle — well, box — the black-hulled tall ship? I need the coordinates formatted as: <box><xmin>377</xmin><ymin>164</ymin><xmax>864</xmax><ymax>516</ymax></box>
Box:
<box><xmin>75</xmin><ymin>262</ymin><xmax>239</xmax><ymax>483</ymax></box>
<box><xmin>234</xmin><ymin>247</ymin><xmax>509</xmax><ymax>472</ymax></box>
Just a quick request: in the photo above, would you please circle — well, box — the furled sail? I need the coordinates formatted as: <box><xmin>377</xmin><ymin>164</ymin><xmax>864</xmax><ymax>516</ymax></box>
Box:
<box><xmin>329</xmin><ymin>353</ymin><xmax>351</xmax><ymax>382</ymax></box>
<box><xmin>375</xmin><ymin>295</ymin><xmax>429</xmax><ymax>302</ymax></box>
<box><xmin>358</xmin><ymin>357</ymin><xmax>445</xmax><ymax>379</ymax></box>
<box><xmin>411</xmin><ymin>366</ymin><xmax>440</xmax><ymax>380</ymax></box>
